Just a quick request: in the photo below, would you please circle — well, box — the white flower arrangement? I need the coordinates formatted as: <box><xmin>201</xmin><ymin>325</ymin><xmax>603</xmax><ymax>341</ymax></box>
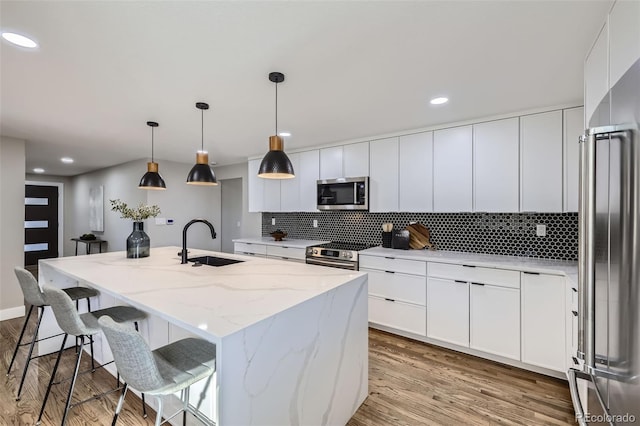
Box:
<box><xmin>110</xmin><ymin>199</ymin><xmax>161</xmax><ymax>221</ymax></box>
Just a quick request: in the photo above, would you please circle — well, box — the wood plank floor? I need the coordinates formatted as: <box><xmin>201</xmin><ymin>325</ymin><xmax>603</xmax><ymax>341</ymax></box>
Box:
<box><xmin>1</xmin><ymin>314</ymin><xmax>575</xmax><ymax>425</ymax></box>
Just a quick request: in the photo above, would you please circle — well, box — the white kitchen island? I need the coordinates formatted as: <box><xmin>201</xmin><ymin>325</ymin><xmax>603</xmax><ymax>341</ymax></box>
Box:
<box><xmin>37</xmin><ymin>246</ymin><xmax>368</xmax><ymax>426</ymax></box>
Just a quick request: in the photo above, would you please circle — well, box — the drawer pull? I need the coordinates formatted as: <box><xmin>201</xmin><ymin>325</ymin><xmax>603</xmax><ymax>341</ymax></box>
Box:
<box><xmin>523</xmin><ymin>271</ymin><xmax>540</xmax><ymax>275</ymax></box>
<box><xmin>384</xmin><ymin>298</ymin><xmax>396</xmax><ymax>302</ymax></box>
<box><xmin>572</xmin><ymin>356</ymin><xmax>579</xmax><ymax>365</ymax></box>
<box><xmin>384</xmin><ymin>270</ymin><xmax>395</xmax><ymax>274</ymax></box>
<box><xmin>572</xmin><ymin>287</ymin><xmax>578</xmax><ymax>292</ymax></box>
<box><xmin>572</xmin><ymin>310</ymin><xmax>578</xmax><ymax>317</ymax></box>
<box><xmin>384</xmin><ymin>256</ymin><xmax>396</xmax><ymax>260</ymax></box>
<box><xmin>282</xmin><ymin>246</ymin><xmax>289</xmax><ymax>249</ymax></box>
<box><xmin>471</xmin><ymin>282</ymin><xmax>485</xmax><ymax>286</ymax></box>
<box><xmin>462</xmin><ymin>264</ymin><xmax>476</xmax><ymax>268</ymax></box>
<box><xmin>282</xmin><ymin>257</ymin><xmax>289</xmax><ymax>260</ymax></box>
<box><xmin>454</xmin><ymin>280</ymin><xmax>467</xmax><ymax>284</ymax></box>
<box><xmin>244</xmin><ymin>252</ymin><xmax>255</xmax><ymax>256</ymax></box>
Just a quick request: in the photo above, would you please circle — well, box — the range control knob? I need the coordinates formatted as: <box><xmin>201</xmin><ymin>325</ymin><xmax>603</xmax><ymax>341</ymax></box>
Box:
<box><xmin>313</xmin><ymin>249</ymin><xmax>319</xmax><ymax>255</ymax></box>
<box><xmin>343</xmin><ymin>252</ymin><xmax>353</xmax><ymax>259</ymax></box>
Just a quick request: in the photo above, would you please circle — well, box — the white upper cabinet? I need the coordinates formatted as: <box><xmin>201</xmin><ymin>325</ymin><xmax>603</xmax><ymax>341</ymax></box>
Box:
<box><xmin>248</xmin><ymin>159</ymin><xmax>265</xmax><ymax>212</ymax></box>
<box><xmin>279</xmin><ymin>153</ymin><xmax>300</xmax><ymax>212</ymax></box>
<box><xmin>585</xmin><ymin>21</ymin><xmax>609</xmax><ymax>124</ymax></box>
<box><xmin>319</xmin><ymin>146</ymin><xmax>343</xmax><ymax>180</ymax></box>
<box><xmin>520</xmin><ymin>111</ymin><xmax>563</xmax><ymax>212</ymax></box>
<box><xmin>319</xmin><ymin>142</ymin><xmax>369</xmax><ymax>180</ymax></box>
<box><xmin>473</xmin><ymin>118</ymin><xmax>519</xmax><ymax>212</ymax></box>
<box><xmin>262</xmin><ymin>177</ymin><xmax>281</xmax><ymax>212</ymax></box>
<box><xmin>399</xmin><ymin>132</ymin><xmax>433</xmax><ymax>212</ymax></box>
<box><xmin>298</xmin><ymin>150</ymin><xmax>320</xmax><ymax>212</ymax></box>
<box><xmin>609</xmin><ymin>0</ymin><xmax>640</xmax><ymax>88</ymax></box>
<box><xmin>563</xmin><ymin>107</ymin><xmax>584</xmax><ymax>212</ymax></box>
<box><xmin>343</xmin><ymin>142</ymin><xmax>369</xmax><ymax>177</ymax></box>
<box><xmin>369</xmin><ymin>137</ymin><xmax>399</xmax><ymax>212</ymax></box>
<box><xmin>433</xmin><ymin>126</ymin><xmax>473</xmax><ymax>212</ymax></box>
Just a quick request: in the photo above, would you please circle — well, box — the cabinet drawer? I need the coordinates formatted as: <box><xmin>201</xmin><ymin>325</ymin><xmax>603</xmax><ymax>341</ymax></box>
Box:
<box><xmin>360</xmin><ymin>255</ymin><xmax>426</xmax><ymax>276</ymax></box>
<box><xmin>266</xmin><ymin>245</ymin><xmax>305</xmax><ymax>260</ymax></box>
<box><xmin>267</xmin><ymin>255</ymin><xmax>305</xmax><ymax>263</ymax></box>
<box><xmin>234</xmin><ymin>251</ymin><xmax>266</xmax><ymax>258</ymax></box>
<box><xmin>368</xmin><ymin>296</ymin><xmax>426</xmax><ymax>336</ymax></box>
<box><xmin>363</xmin><ymin>268</ymin><xmax>426</xmax><ymax>306</ymax></box>
<box><xmin>428</xmin><ymin>262</ymin><xmax>519</xmax><ymax>289</ymax></box>
<box><xmin>234</xmin><ymin>242</ymin><xmax>267</xmax><ymax>255</ymax></box>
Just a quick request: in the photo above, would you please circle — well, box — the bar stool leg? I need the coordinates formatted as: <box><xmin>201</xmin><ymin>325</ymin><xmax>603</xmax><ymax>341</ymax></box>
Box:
<box><xmin>154</xmin><ymin>396</ymin><xmax>164</xmax><ymax>426</ymax></box>
<box><xmin>61</xmin><ymin>335</ymin><xmax>85</xmax><ymax>425</ymax></box>
<box><xmin>37</xmin><ymin>333</ymin><xmax>69</xmax><ymax>425</ymax></box>
<box><xmin>6</xmin><ymin>304</ymin><xmax>35</xmax><ymax>376</ymax></box>
<box><xmin>183</xmin><ymin>386</ymin><xmax>190</xmax><ymax>424</ymax></box>
<box><xmin>111</xmin><ymin>382</ymin><xmax>128</xmax><ymax>426</ymax></box>
<box><xmin>15</xmin><ymin>306</ymin><xmax>45</xmax><ymax>400</ymax></box>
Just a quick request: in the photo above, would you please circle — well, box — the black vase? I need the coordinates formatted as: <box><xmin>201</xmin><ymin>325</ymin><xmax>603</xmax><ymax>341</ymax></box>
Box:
<box><xmin>127</xmin><ymin>221</ymin><xmax>150</xmax><ymax>258</ymax></box>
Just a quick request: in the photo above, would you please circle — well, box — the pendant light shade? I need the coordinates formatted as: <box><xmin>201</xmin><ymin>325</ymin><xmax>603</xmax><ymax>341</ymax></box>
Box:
<box><xmin>186</xmin><ymin>102</ymin><xmax>218</xmax><ymax>186</ymax></box>
<box><xmin>139</xmin><ymin>121</ymin><xmax>166</xmax><ymax>190</ymax></box>
<box><xmin>258</xmin><ymin>72</ymin><xmax>295</xmax><ymax>179</ymax></box>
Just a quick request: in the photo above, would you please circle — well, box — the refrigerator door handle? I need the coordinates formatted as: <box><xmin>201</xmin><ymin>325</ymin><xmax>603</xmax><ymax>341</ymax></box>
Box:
<box><xmin>567</xmin><ymin>369</ymin><xmax>588</xmax><ymax>426</ymax></box>
<box><xmin>578</xmin><ymin>124</ymin><xmax>639</xmax><ymax>374</ymax></box>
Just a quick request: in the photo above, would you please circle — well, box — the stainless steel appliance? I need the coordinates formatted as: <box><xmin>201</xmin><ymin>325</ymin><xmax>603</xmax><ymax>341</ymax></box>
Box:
<box><xmin>305</xmin><ymin>242</ymin><xmax>375</xmax><ymax>270</ymax></box>
<box><xmin>317</xmin><ymin>177</ymin><xmax>368</xmax><ymax>210</ymax></box>
<box><xmin>569</xmin><ymin>59</ymin><xmax>640</xmax><ymax>425</ymax></box>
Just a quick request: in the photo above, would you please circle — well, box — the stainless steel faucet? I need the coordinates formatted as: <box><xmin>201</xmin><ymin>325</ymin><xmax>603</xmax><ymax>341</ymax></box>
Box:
<box><xmin>181</xmin><ymin>219</ymin><xmax>217</xmax><ymax>264</ymax></box>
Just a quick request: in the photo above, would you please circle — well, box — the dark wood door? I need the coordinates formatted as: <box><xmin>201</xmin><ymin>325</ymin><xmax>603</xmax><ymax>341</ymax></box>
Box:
<box><xmin>24</xmin><ymin>185</ymin><xmax>58</xmax><ymax>266</ymax></box>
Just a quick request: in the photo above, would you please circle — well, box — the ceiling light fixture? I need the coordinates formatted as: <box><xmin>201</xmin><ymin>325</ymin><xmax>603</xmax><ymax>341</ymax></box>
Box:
<box><xmin>139</xmin><ymin>121</ymin><xmax>166</xmax><ymax>190</ymax></box>
<box><xmin>430</xmin><ymin>97</ymin><xmax>449</xmax><ymax>105</ymax></box>
<box><xmin>258</xmin><ymin>72</ymin><xmax>295</xmax><ymax>179</ymax></box>
<box><xmin>33</xmin><ymin>168</ymin><xmax>45</xmax><ymax>173</ymax></box>
<box><xmin>278</xmin><ymin>132</ymin><xmax>291</xmax><ymax>137</ymax></box>
<box><xmin>186</xmin><ymin>102</ymin><xmax>217</xmax><ymax>186</ymax></box>
<box><xmin>1</xmin><ymin>32</ymin><xmax>37</xmax><ymax>48</ymax></box>
<box><xmin>60</xmin><ymin>157</ymin><xmax>74</xmax><ymax>164</ymax></box>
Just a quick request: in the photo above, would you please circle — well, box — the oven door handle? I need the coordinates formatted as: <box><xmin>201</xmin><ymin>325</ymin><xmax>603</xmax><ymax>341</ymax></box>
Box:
<box><xmin>305</xmin><ymin>257</ymin><xmax>357</xmax><ymax>270</ymax></box>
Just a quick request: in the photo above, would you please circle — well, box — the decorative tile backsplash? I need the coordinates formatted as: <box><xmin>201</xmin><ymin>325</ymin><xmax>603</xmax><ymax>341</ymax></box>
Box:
<box><xmin>262</xmin><ymin>212</ymin><xmax>578</xmax><ymax>261</ymax></box>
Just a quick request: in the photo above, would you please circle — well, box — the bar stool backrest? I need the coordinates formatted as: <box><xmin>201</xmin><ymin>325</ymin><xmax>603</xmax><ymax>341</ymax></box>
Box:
<box><xmin>42</xmin><ymin>285</ymin><xmax>91</xmax><ymax>337</ymax></box>
<box><xmin>14</xmin><ymin>267</ymin><xmax>46</xmax><ymax>306</ymax></box>
<box><xmin>98</xmin><ymin>315</ymin><xmax>168</xmax><ymax>392</ymax></box>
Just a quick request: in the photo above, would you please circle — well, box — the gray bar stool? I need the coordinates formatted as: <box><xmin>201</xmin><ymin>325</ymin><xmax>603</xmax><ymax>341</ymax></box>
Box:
<box><xmin>6</xmin><ymin>266</ymin><xmax>99</xmax><ymax>401</ymax></box>
<box><xmin>37</xmin><ymin>285</ymin><xmax>147</xmax><ymax>426</ymax></box>
<box><xmin>99</xmin><ymin>315</ymin><xmax>217</xmax><ymax>426</ymax></box>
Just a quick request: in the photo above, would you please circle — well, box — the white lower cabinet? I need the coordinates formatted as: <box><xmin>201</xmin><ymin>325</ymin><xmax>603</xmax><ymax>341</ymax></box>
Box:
<box><xmin>427</xmin><ymin>262</ymin><xmax>520</xmax><ymax>360</ymax></box>
<box><xmin>361</xmin><ymin>254</ymin><xmax>427</xmax><ymax>337</ymax></box>
<box><xmin>470</xmin><ymin>283</ymin><xmax>520</xmax><ymax>360</ymax></box>
<box><xmin>233</xmin><ymin>242</ymin><xmax>267</xmax><ymax>257</ymax></box>
<box><xmin>426</xmin><ymin>277</ymin><xmax>469</xmax><ymax>346</ymax></box>
<box><xmin>521</xmin><ymin>272</ymin><xmax>566</xmax><ymax>372</ymax></box>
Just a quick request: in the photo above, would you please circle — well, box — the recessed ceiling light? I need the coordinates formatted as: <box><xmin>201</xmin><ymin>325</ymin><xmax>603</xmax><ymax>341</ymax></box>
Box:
<box><xmin>430</xmin><ymin>97</ymin><xmax>449</xmax><ymax>105</ymax></box>
<box><xmin>61</xmin><ymin>157</ymin><xmax>74</xmax><ymax>164</ymax></box>
<box><xmin>33</xmin><ymin>167</ymin><xmax>45</xmax><ymax>173</ymax></box>
<box><xmin>1</xmin><ymin>32</ymin><xmax>38</xmax><ymax>48</ymax></box>
<box><xmin>278</xmin><ymin>132</ymin><xmax>291</xmax><ymax>137</ymax></box>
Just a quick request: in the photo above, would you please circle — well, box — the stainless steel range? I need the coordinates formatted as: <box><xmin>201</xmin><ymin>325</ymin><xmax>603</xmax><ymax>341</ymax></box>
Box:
<box><xmin>305</xmin><ymin>242</ymin><xmax>376</xmax><ymax>270</ymax></box>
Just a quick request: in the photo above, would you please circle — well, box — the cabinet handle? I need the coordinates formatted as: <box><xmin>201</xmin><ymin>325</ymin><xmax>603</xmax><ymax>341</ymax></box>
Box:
<box><xmin>572</xmin><ymin>356</ymin><xmax>579</xmax><ymax>365</ymax></box>
<box><xmin>471</xmin><ymin>282</ymin><xmax>485</xmax><ymax>286</ymax></box>
<box><xmin>282</xmin><ymin>246</ymin><xmax>289</xmax><ymax>249</ymax></box>
<box><xmin>384</xmin><ymin>298</ymin><xmax>395</xmax><ymax>302</ymax></box>
<box><xmin>384</xmin><ymin>270</ymin><xmax>395</xmax><ymax>274</ymax></box>
<box><xmin>282</xmin><ymin>257</ymin><xmax>289</xmax><ymax>260</ymax></box>
<box><xmin>462</xmin><ymin>264</ymin><xmax>476</xmax><ymax>268</ymax></box>
<box><xmin>384</xmin><ymin>256</ymin><xmax>395</xmax><ymax>260</ymax></box>
<box><xmin>572</xmin><ymin>310</ymin><xmax>578</xmax><ymax>317</ymax></box>
<box><xmin>572</xmin><ymin>287</ymin><xmax>578</xmax><ymax>292</ymax></box>
<box><xmin>454</xmin><ymin>280</ymin><xmax>467</xmax><ymax>284</ymax></box>
<box><xmin>244</xmin><ymin>252</ymin><xmax>255</xmax><ymax>256</ymax></box>
<box><xmin>523</xmin><ymin>271</ymin><xmax>540</xmax><ymax>275</ymax></box>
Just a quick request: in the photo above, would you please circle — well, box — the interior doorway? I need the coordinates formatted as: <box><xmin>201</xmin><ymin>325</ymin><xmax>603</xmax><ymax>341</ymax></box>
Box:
<box><xmin>220</xmin><ymin>178</ymin><xmax>242</xmax><ymax>253</ymax></box>
<box><xmin>24</xmin><ymin>182</ymin><xmax>64</xmax><ymax>271</ymax></box>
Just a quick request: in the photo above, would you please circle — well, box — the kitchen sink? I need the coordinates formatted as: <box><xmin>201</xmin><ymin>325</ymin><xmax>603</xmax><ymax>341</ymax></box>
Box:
<box><xmin>187</xmin><ymin>255</ymin><xmax>244</xmax><ymax>267</ymax></box>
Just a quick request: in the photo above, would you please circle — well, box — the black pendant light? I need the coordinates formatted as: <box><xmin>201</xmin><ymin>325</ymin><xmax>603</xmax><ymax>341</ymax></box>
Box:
<box><xmin>186</xmin><ymin>102</ymin><xmax>218</xmax><ymax>186</ymax></box>
<box><xmin>258</xmin><ymin>72</ymin><xmax>295</xmax><ymax>179</ymax></box>
<box><xmin>138</xmin><ymin>121</ymin><xmax>166</xmax><ymax>190</ymax></box>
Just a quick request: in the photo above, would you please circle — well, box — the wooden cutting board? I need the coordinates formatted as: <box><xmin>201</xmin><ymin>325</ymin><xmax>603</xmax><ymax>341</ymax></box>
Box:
<box><xmin>405</xmin><ymin>223</ymin><xmax>435</xmax><ymax>250</ymax></box>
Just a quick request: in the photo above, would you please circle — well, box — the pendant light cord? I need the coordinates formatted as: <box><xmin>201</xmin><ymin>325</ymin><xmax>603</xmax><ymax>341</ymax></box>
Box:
<box><xmin>151</xmin><ymin>126</ymin><xmax>155</xmax><ymax>162</ymax></box>
<box><xmin>275</xmin><ymin>81</ymin><xmax>278</xmax><ymax>135</ymax></box>
<box><xmin>201</xmin><ymin>108</ymin><xmax>204</xmax><ymax>152</ymax></box>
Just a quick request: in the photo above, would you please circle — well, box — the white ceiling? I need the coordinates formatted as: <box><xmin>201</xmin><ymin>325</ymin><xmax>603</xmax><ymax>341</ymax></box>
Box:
<box><xmin>1</xmin><ymin>1</ymin><xmax>612</xmax><ymax>176</ymax></box>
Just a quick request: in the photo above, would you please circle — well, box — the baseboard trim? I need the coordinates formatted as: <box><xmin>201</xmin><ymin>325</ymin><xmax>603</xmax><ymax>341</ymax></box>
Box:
<box><xmin>0</xmin><ymin>305</ymin><xmax>25</xmax><ymax>321</ymax></box>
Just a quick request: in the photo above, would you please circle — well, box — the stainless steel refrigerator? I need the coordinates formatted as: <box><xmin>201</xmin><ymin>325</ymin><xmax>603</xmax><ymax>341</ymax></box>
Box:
<box><xmin>568</xmin><ymin>58</ymin><xmax>640</xmax><ymax>425</ymax></box>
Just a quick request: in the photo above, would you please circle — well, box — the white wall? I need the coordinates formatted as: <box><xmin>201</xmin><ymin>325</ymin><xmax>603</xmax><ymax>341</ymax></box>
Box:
<box><xmin>0</xmin><ymin>137</ymin><xmax>26</xmax><ymax>319</ymax></box>
<box><xmin>67</xmin><ymin>159</ymin><xmax>220</xmax><ymax>255</ymax></box>
<box><xmin>214</xmin><ymin>162</ymin><xmax>261</xmax><ymax>238</ymax></box>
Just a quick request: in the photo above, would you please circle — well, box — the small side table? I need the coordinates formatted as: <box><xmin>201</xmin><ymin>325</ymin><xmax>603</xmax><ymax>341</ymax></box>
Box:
<box><xmin>71</xmin><ymin>238</ymin><xmax>107</xmax><ymax>255</ymax></box>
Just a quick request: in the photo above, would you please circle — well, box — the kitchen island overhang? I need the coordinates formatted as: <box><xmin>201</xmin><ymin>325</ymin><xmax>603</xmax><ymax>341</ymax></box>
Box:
<box><xmin>38</xmin><ymin>246</ymin><xmax>368</xmax><ymax>426</ymax></box>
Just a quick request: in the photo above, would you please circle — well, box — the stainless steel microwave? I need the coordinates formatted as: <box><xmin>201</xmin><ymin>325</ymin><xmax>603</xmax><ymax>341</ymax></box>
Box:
<box><xmin>317</xmin><ymin>177</ymin><xmax>369</xmax><ymax>210</ymax></box>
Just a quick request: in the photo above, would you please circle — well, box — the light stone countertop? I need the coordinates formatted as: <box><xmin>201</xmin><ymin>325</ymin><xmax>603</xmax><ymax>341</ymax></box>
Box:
<box><xmin>360</xmin><ymin>246</ymin><xmax>578</xmax><ymax>286</ymax></box>
<box><xmin>232</xmin><ymin>237</ymin><xmax>331</xmax><ymax>248</ymax></box>
<box><xmin>40</xmin><ymin>246</ymin><xmax>365</xmax><ymax>343</ymax></box>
